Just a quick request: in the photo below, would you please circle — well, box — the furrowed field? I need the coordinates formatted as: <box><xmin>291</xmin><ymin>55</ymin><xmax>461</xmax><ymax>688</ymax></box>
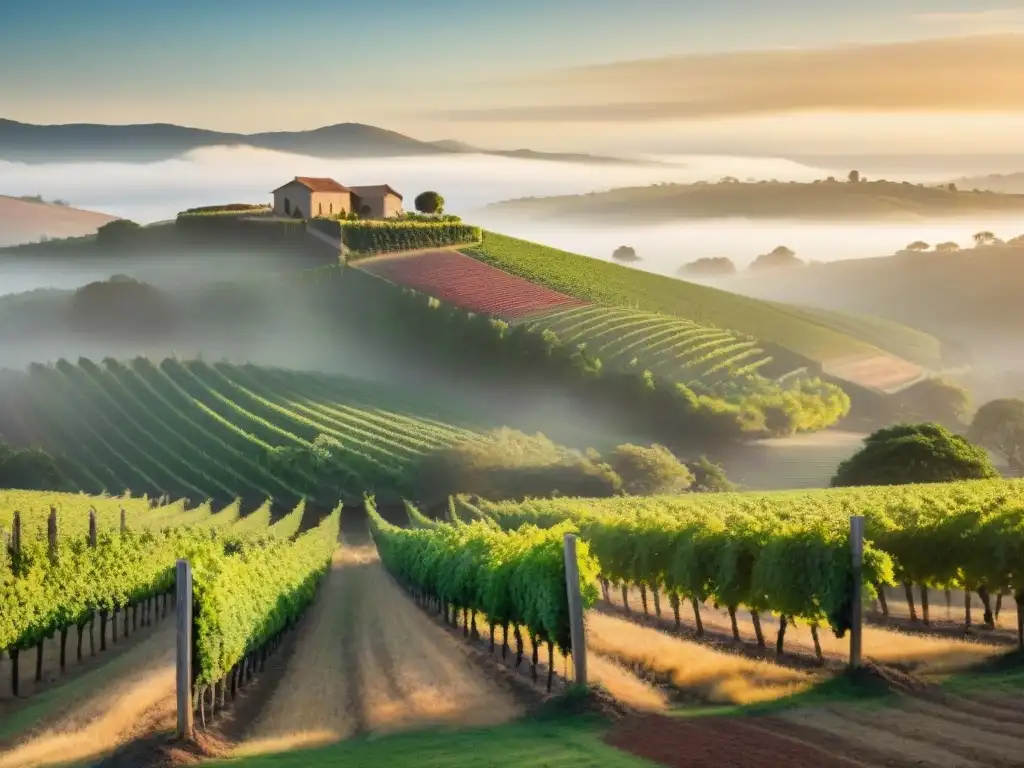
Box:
<box><xmin>0</xmin><ymin>358</ymin><xmax>481</xmax><ymax>505</ymax></box>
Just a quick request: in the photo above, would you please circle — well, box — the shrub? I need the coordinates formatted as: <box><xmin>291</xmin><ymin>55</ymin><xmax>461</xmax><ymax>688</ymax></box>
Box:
<box><xmin>612</xmin><ymin>246</ymin><xmax>640</xmax><ymax>263</ymax></box>
<box><xmin>686</xmin><ymin>456</ymin><xmax>737</xmax><ymax>492</ymax></box>
<box><xmin>340</xmin><ymin>221</ymin><xmax>481</xmax><ymax>255</ymax></box>
<box><xmin>682</xmin><ymin>257</ymin><xmax>736</xmax><ymax>277</ymax></box>
<box><xmin>749</xmin><ymin>246</ymin><xmax>803</xmax><ymax>271</ymax></box>
<box><xmin>96</xmin><ymin>219</ymin><xmax>142</xmax><ymax>244</ymax></box>
<box><xmin>608</xmin><ymin>443</ymin><xmax>693</xmax><ymax>494</ymax></box>
<box><xmin>969</xmin><ymin>398</ymin><xmax>1024</xmax><ymax>472</ymax></box>
<box><xmin>70</xmin><ymin>275</ymin><xmax>175</xmax><ymax>336</ymax></box>
<box><xmin>415</xmin><ymin>428</ymin><xmax>621</xmax><ymax>503</ymax></box>
<box><xmin>0</xmin><ymin>442</ymin><xmax>65</xmax><ymax>490</ymax></box>
<box><xmin>414</xmin><ymin>190</ymin><xmax>445</xmax><ymax>214</ymax></box>
<box><xmin>831</xmin><ymin>423</ymin><xmax>999</xmax><ymax>487</ymax></box>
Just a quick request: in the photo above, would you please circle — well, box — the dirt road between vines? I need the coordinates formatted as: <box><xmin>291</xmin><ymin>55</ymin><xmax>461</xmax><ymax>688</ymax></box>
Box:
<box><xmin>0</xmin><ymin>622</ymin><xmax>175</xmax><ymax>768</ymax></box>
<box><xmin>236</xmin><ymin>546</ymin><xmax>523</xmax><ymax>757</ymax></box>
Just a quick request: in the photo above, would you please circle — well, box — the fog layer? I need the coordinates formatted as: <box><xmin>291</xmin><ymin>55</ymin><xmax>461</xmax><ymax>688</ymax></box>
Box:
<box><xmin>4</xmin><ymin>146</ymin><xmax>1024</xmax><ymax>297</ymax></box>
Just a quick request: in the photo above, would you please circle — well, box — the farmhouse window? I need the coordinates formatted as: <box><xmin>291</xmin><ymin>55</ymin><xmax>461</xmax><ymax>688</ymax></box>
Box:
<box><xmin>284</xmin><ymin>198</ymin><xmax>291</xmax><ymax>215</ymax></box>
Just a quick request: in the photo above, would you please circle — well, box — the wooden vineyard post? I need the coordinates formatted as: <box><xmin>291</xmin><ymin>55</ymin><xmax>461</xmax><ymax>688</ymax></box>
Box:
<box><xmin>48</xmin><ymin>507</ymin><xmax>59</xmax><ymax>564</ymax></box>
<box><xmin>88</xmin><ymin>509</ymin><xmax>97</xmax><ymax>547</ymax></box>
<box><xmin>850</xmin><ymin>515</ymin><xmax>864</xmax><ymax>670</ymax></box>
<box><xmin>120</xmin><ymin>506</ymin><xmax>127</xmax><ymax>531</ymax></box>
<box><xmin>10</xmin><ymin>511</ymin><xmax>20</xmax><ymax>562</ymax></box>
<box><xmin>175</xmin><ymin>559</ymin><xmax>194</xmax><ymax>740</ymax></box>
<box><xmin>563</xmin><ymin>533</ymin><xmax>588</xmax><ymax>686</ymax></box>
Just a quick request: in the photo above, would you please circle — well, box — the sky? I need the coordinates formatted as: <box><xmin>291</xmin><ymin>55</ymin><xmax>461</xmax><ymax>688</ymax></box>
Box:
<box><xmin>3</xmin><ymin>1</ymin><xmax>1024</xmax><ymax>153</ymax></box>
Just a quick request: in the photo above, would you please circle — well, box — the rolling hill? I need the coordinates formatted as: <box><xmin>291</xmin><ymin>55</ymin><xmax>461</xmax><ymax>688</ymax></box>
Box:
<box><xmin>462</xmin><ymin>232</ymin><xmax>942</xmax><ymax>375</ymax></box>
<box><xmin>0</xmin><ymin>195</ymin><xmax>117</xmax><ymax>247</ymax></box>
<box><xmin>712</xmin><ymin>242</ymin><xmax>1024</xmax><ymax>363</ymax></box>
<box><xmin>485</xmin><ymin>179</ymin><xmax>1024</xmax><ymax>222</ymax></box>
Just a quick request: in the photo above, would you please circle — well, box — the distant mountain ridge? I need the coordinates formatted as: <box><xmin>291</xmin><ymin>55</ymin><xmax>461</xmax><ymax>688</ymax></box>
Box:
<box><xmin>0</xmin><ymin>118</ymin><xmax>647</xmax><ymax>165</ymax></box>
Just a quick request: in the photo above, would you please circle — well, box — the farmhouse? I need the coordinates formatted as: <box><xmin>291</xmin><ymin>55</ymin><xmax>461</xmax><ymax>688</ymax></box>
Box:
<box><xmin>271</xmin><ymin>177</ymin><xmax>403</xmax><ymax>219</ymax></box>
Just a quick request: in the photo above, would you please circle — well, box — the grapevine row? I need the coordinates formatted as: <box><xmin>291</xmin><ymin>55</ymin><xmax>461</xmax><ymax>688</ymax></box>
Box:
<box><xmin>191</xmin><ymin>506</ymin><xmax>340</xmax><ymax>710</ymax></box>
<box><xmin>462</xmin><ymin>497</ymin><xmax>892</xmax><ymax>657</ymax></box>
<box><xmin>466</xmin><ymin>479</ymin><xmax>1024</xmax><ymax>649</ymax></box>
<box><xmin>366</xmin><ymin>497</ymin><xmax>601</xmax><ymax>690</ymax></box>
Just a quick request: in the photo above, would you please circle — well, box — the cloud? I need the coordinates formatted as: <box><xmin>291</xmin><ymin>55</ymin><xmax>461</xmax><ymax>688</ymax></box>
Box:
<box><xmin>433</xmin><ymin>35</ymin><xmax>1024</xmax><ymax>123</ymax></box>
<box><xmin>913</xmin><ymin>8</ymin><xmax>1024</xmax><ymax>23</ymax></box>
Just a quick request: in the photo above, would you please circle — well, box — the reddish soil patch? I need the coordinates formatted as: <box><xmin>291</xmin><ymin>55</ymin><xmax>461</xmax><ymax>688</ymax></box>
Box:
<box><xmin>821</xmin><ymin>354</ymin><xmax>924</xmax><ymax>393</ymax></box>
<box><xmin>357</xmin><ymin>250</ymin><xmax>588</xmax><ymax>320</ymax></box>
<box><xmin>606</xmin><ymin>713</ymin><xmax>863</xmax><ymax>768</ymax></box>
<box><xmin>0</xmin><ymin>196</ymin><xmax>117</xmax><ymax>247</ymax></box>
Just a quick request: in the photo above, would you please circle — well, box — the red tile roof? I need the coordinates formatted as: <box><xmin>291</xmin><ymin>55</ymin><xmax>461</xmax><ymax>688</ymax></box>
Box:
<box><xmin>348</xmin><ymin>184</ymin><xmax>403</xmax><ymax>200</ymax></box>
<box><xmin>272</xmin><ymin>177</ymin><xmax>350</xmax><ymax>193</ymax></box>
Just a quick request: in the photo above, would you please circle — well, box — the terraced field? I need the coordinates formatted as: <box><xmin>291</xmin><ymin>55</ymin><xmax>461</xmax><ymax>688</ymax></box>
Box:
<box><xmin>0</xmin><ymin>358</ymin><xmax>481</xmax><ymax>504</ymax></box>
<box><xmin>464</xmin><ymin>232</ymin><xmax>938</xmax><ymax>371</ymax></box>
<box><xmin>523</xmin><ymin>305</ymin><xmax>789</xmax><ymax>384</ymax></box>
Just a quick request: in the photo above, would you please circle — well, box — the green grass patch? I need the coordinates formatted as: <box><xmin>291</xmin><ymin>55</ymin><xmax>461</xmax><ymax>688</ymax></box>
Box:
<box><xmin>212</xmin><ymin>718</ymin><xmax>654</xmax><ymax>767</ymax></box>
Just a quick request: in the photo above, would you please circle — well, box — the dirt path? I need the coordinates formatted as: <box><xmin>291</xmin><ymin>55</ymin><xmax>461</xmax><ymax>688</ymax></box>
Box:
<box><xmin>0</xmin><ymin>602</ymin><xmax>173</xmax><ymax>702</ymax></box>
<box><xmin>605</xmin><ymin>586</ymin><xmax>1004</xmax><ymax>675</ymax></box>
<box><xmin>237</xmin><ymin>546</ymin><xmax>522</xmax><ymax>757</ymax></box>
<box><xmin>0</xmin><ymin>622</ymin><xmax>176</xmax><ymax>768</ymax></box>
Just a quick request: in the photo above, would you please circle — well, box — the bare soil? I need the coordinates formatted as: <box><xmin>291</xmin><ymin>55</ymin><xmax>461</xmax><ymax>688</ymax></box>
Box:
<box><xmin>0</xmin><ymin>622</ymin><xmax>176</xmax><ymax>768</ymax></box>
<box><xmin>236</xmin><ymin>546</ymin><xmax>522</xmax><ymax>757</ymax></box>
<box><xmin>0</xmin><ymin>600</ymin><xmax>172</xmax><ymax>703</ymax></box>
<box><xmin>0</xmin><ymin>195</ymin><xmax>116</xmax><ymax>247</ymax></box>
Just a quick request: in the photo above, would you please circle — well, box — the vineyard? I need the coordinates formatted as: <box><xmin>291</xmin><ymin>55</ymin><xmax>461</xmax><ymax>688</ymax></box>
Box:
<box><xmin>464</xmin><ymin>232</ymin><xmax>941</xmax><ymax>369</ymax></box>
<box><xmin>0</xmin><ymin>358</ymin><xmax>481</xmax><ymax>504</ymax></box>
<box><xmin>458</xmin><ymin>478</ymin><xmax>1024</xmax><ymax>649</ymax></box>
<box><xmin>5</xmin><ymin>481</ymin><xmax>1024</xmax><ymax>767</ymax></box>
<box><xmin>522</xmin><ymin>305</ymin><xmax>785</xmax><ymax>384</ymax></box>
<box><xmin>0</xmin><ymin>491</ymin><xmax>318</xmax><ymax>702</ymax></box>
<box><xmin>356</xmin><ymin>249</ymin><xmax>588</xmax><ymax>319</ymax></box>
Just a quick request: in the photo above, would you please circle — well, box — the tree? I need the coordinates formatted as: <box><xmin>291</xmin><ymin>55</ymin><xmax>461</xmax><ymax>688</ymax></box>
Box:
<box><xmin>749</xmin><ymin>246</ymin><xmax>803</xmax><ymax>271</ymax></box>
<box><xmin>973</xmin><ymin>231</ymin><xmax>996</xmax><ymax>246</ymax></box>
<box><xmin>70</xmin><ymin>275</ymin><xmax>174</xmax><ymax>337</ymax></box>
<box><xmin>612</xmin><ymin>246</ymin><xmax>640</xmax><ymax>264</ymax></box>
<box><xmin>831</xmin><ymin>423</ymin><xmax>998</xmax><ymax>487</ymax></box>
<box><xmin>969</xmin><ymin>398</ymin><xmax>1024</xmax><ymax>473</ymax></box>
<box><xmin>685</xmin><ymin>456</ymin><xmax>737</xmax><ymax>492</ymax></box>
<box><xmin>947</xmin><ymin>183</ymin><xmax>958</xmax><ymax>192</ymax></box>
<box><xmin>414</xmin><ymin>190</ymin><xmax>445</xmax><ymax>214</ymax></box>
<box><xmin>0</xmin><ymin>442</ymin><xmax>65</xmax><ymax>490</ymax></box>
<box><xmin>848</xmin><ymin>170</ymin><xmax>861</xmax><ymax>183</ymax></box>
<box><xmin>608</xmin><ymin>443</ymin><xmax>693</xmax><ymax>495</ymax></box>
<box><xmin>905</xmin><ymin>241</ymin><xmax>930</xmax><ymax>252</ymax></box>
<box><xmin>96</xmin><ymin>219</ymin><xmax>141</xmax><ymax>245</ymax></box>
<box><xmin>935</xmin><ymin>241</ymin><xmax>960</xmax><ymax>252</ymax></box>
<box><xmin>681</xmin><ymin>257</ymin><xmax>736</xmax><ymax>277</ymax></box>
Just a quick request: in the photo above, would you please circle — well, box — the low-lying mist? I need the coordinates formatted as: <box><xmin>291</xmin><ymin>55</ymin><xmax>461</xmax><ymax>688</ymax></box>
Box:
<box><xmin>6</xmin><ymin>145</ymin><xmax>1023</xmax><ymax>291</ymax></box>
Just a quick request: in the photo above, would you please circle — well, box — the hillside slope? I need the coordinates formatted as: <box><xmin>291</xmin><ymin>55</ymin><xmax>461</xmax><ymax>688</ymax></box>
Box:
<box><xmin>463</xmin><ymin>232</ymin><xmax>941</xmax><ymax>369</ymax></box>
<box><xmin>485</xmin><ymin>180</ymin><xmax>1024</xmax><ymax>222</ymax></box>
<box><xmin>0</xmin><ymin>195</ymin><xmax>117</xmax><ymax>247</ymax></box>
<box><xmin>714</xmin><ymin>243</ymin><xmax>1024</xmax><ymax>360</ymax></box>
